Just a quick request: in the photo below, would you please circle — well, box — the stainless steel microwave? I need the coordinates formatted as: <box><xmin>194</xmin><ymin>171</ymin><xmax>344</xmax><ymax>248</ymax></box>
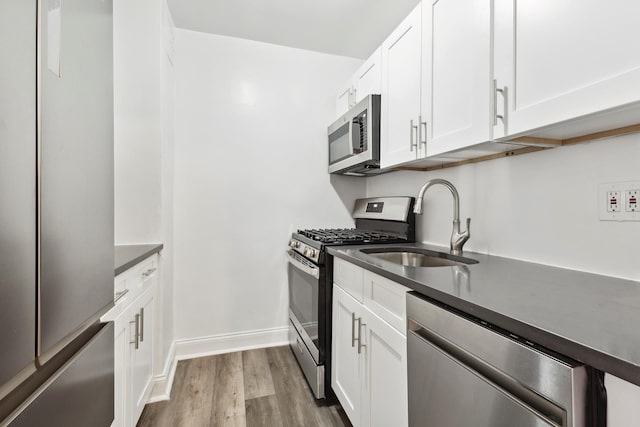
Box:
<box><xmin>328</xmin><ymin>94</ymin><xmax>381</xmax><ymax>176</ymax></box>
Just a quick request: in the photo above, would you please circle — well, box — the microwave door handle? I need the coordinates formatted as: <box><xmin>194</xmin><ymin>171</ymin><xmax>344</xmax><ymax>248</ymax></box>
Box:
<box><xmin>351</xmin><ymin>119</ymin><xmax>362</xmax><ymax>154</ymax></box>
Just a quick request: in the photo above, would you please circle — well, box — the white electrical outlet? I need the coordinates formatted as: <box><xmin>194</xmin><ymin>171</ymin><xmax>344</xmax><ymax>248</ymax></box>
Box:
<box><xmin>607</xmin><ymin>191</ymin><xmax>621</xmax><ymax>213</ymax></box>
<box><xmin>599</xmin><ymin>181</ymin><xmax>640</xmax><ymax>221</ymax></box>
<box><xmin>626</xmin><ymin>189</ymin><xmax>638</xmax><ymax>212</ymax></box>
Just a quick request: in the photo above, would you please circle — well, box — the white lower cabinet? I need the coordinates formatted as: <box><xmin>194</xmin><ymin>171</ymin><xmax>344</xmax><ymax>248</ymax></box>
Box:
<box><xmin>606</xmin><ymin>374</ymin><xmax>640</xmax><ymax>427</ymax></box>
<box><xmin>129</xmin><ymin>284</ymin><xmax>155</xmax><ymax>424</ymax></box>
<box><xmin>332</xmin><ymin>264</ymin><xmax>409</xmax><ymax>427</ymax></box>
<box><xmin>332</xmin><ymin>285</ymin><xmax>363</xmax><ymax>425</ymax></box>
<box><xmin>360</xmin><ymin>306</ymin><xmax>407</xmax><ymax>427</ymax></box>
<box><xmin>107</xmin><ymin>256</ymin><xmax>158</xmax><ymax>427</ymax></box>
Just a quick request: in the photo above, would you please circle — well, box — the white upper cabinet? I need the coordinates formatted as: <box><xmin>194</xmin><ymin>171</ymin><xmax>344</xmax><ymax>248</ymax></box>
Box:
<box><xmin>493</xmin><ymin>0</ymin><xmax>640</xmax><ymax>139</ymax></box>
<box><xmin>335</xmin><ymin>83</ymin><xmax>353</xmax><ymax>118</ymax></box>
<box><xmin>425</xmin><ymin>0</ymin><xmax>492</xmax><ymax>156</ymax></box>
<box><xmin>353</xmin><ymin>47</ymin><xmax>382</xmax><ymax>104</ymax></box>
<box><xmin>380</xmin><ymin>3</ymin><xmax>427</xmax><ymax>168</ymax></box>
<box><xmin>335</xmin><ymin>48</ymin><xmax>382</xmax><ymax>118</ymax></box>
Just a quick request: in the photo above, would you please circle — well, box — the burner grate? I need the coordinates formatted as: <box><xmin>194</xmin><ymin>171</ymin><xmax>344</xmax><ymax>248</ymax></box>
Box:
<box><xmin>297</xmin><ymin>228</ymin><xmax>407</xmax><ymax>244</ymax></box>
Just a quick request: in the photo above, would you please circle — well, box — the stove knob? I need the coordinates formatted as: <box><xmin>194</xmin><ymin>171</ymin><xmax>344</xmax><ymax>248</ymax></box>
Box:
<box><xmin>303</xmin><ymin>248</ymin><xmax>309</xmax><ymax>257</ymax></box>
<box><xmin>309</xmin><ymin>249</ymin><xmax>316</xmax><ymax>257</ymax></box>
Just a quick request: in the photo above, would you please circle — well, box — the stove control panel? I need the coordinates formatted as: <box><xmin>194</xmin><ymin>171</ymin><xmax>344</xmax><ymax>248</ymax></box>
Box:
<box><xmin>289</xmin><ymin>239</ymin><xmax>320</xmax><ymax>263</ymax></box>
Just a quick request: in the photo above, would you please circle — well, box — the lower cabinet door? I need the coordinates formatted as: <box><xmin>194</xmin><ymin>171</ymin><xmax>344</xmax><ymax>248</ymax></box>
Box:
<box><xmin>332</xmin><ymin>285</ymin><xmax>363</xmax><ymax>426</ymax></box>
<box><xmin>361</xmin><ymin>308</ymin><xmax>408</xmax><ymax>427</ymax></box>
<box><xmin>129</xmin><ymin>286</ymin><xmax>155</xmax><ymax>425</ymax></box>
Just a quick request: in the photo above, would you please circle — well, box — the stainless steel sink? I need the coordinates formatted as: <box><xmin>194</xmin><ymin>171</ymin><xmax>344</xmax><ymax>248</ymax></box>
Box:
<box><xmin>360</xmin><ymin>248</ymin><xmax>478</xmax><ymax>267</ymax></box>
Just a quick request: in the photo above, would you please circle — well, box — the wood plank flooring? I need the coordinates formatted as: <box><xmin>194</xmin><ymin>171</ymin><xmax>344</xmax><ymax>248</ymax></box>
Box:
<box><xmin>137</xmin><ymin>346</ymin><xmax>350</xmax><ymax>427</ymax></box>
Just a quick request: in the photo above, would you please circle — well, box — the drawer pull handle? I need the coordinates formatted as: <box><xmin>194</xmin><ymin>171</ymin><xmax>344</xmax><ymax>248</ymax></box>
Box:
<box><xmin>142</xmin><ymin>267</ymin><xmax>157</xmax><ymax>278</ymax></box>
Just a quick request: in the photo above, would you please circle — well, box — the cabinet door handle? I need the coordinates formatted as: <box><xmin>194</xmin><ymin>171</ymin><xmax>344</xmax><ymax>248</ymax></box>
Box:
<box><xmin>129</xmin><ymin>314</ymin><xmax>140</xmax><ymax>349</ymax></box>
<box><xmin>352</xmin><ymin>87</ymin><xmax>357</xmax><ymax>105</ymax></box>
<box><xmin>409</xmin><ymin>120</ymin><xmax>418</xmax><ymax>152</ymax></box>
<box><xmin>351</xmin><ymin>312</ymin><xmax>357</xmax><ymax>348</ymax></box>
<box><xmin>418</xmin><ymin>115</ymin><xmax>427</xmax><ymax>153</ymax></box>
<box><xmin>493</xmin><ymin>79</ymin><xmax>506</xmax><ymax>126</ymax></box>
<box><xmin>139</xmin><ymin>307</ymin><xmax>144</xmax><ymax>342</ymax></box>
<box><xmin>357</xmin><ymin>317</ymin><xmax>366</xmax><ymax>354</ymax></box>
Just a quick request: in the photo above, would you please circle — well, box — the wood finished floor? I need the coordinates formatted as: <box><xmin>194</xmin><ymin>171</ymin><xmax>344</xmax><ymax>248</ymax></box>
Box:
<box><xmin>137</xmin><ymin>346</ymin><xmax>350</xmax><ymax>427</ymax></box>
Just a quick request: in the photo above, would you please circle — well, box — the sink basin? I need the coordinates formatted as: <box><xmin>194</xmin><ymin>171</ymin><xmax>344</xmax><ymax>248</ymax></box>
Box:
<box><xmin>360</xmin><ymin>247</ymin><xmax>478</xmax><ymax>268</ymax></box>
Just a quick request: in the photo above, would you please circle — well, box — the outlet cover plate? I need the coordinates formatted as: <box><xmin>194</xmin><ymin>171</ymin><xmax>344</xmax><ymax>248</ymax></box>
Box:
<box><xmin>599</xmin><ymin>181</ymin><xmax>640</xmax><ymax>221</ymax></box>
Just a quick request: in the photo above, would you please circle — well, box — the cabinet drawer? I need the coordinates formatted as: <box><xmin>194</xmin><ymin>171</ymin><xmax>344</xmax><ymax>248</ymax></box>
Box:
<box><xmin>114</xmin><ymin>255</ymin><xmax>158</xmax><ymax>296</ymax></box>
<box><xmin>363</xmin><ymin>270</ymin><xmax>410</xmax><ymax>334</ymax></box>
<box><xmin>333</xmin><ymin>257</ymin><xmax>364</xmax><ymax>302</ymax></box>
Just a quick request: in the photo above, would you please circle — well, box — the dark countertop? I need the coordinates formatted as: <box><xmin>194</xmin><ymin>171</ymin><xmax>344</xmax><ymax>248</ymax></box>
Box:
<box><xmin>114</xmin><ymin>244</ymin><xmax>164</xmax><ymax>276</ymax></box>
<box><xmin>328</xmin><ymin>242</ymin><xmax>640</xmax><ymax>386</ymax></box>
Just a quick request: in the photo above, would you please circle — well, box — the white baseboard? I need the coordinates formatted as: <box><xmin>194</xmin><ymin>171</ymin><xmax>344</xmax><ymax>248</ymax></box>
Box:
<box><xmin>147</xmin><ymin>341</ymin><xmax>177</xmax><ymax>403</ymax></box>
<box><xmin>175</xmin><ymin>326</ymin><xmax>289</xmax><ymax>361</ymax></box>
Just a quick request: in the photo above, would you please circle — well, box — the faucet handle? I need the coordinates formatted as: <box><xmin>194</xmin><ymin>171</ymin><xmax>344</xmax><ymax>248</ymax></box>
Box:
<box><xmin>451</xmin><ymin>218</ymin><xmax>471</xmax><ymax>255</ymax></box>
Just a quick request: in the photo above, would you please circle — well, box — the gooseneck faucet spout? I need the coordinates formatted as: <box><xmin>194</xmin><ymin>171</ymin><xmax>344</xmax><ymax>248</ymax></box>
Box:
<box><xmin>414</xmin><ymin>179</ymin><xmax>471</xmax><ymax>256</ymax></box>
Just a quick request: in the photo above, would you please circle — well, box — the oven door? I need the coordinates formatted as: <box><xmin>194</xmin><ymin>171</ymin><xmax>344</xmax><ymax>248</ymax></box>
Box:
<box><xmin>286</xmin><ymin>250</ymin><xmax>323</xmax><ymax>364</ymax></box>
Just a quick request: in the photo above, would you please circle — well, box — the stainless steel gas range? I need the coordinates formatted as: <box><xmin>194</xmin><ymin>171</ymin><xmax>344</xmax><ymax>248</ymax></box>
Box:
<box><xmin>286</xmin><ymin>197</ymin><xmax>415</xmax><ymax>399</ymax></box>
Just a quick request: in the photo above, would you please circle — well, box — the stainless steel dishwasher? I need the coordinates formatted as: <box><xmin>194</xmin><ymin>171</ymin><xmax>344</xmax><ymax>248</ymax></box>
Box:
<box><xmin>407</xmin><ymin>292</ymin><xmax>587</xmax><ymax>427</ymax></box>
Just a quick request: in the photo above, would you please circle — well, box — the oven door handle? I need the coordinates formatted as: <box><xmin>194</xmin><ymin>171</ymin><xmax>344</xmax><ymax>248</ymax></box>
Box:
<box><xmin>286</xmin><ymin>250</ymin><xmax>320</xmax><ymax>279</ymax></box>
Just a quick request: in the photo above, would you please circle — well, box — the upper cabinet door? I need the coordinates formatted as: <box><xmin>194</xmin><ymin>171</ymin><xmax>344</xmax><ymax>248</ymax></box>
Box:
<box><xmin>335</xmin><ymin>48</ymin><xmax>382</xmax><ymax>119</ymax></box>
<box><xmin>0</xmin><ymin>0</ymin><xmax>37</xmax><ymax>391</ymax></box>
<box><xmin>380</xmin><ymin>3</ymin><xmax>424</xmax><ymax>168</ymax></box>
<box><xmin>494</xmin><ymin>0</ymin><xmax>640</xmax><ymax>138</ymax></box>
<box><xmin>353</xmin><ymin>47</ymin><xmax>382</xmax><ymax>103</ymax></box>
<box><xmin>336</xmin><ymin>81</ymin><xmax>353</xmax><ymax>118</ymax></box>
<box><xmin>425</xmin><ymin>0</ymin><xmax>492</xmax><ymax>156</ymax></box>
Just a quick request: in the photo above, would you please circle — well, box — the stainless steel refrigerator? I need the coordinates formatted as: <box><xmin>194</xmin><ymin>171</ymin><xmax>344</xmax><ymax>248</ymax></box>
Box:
<box><xmin>0</xmin><ymin>0</ymin><xmax>115</xmax><ymax>425</ymax></box>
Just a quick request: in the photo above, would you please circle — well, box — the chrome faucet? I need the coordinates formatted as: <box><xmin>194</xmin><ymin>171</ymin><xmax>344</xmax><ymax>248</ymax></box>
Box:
<box><xmin>414</xmin><ymin>179</ymin><xmax>471</xmax><ymax>256</ymax></box>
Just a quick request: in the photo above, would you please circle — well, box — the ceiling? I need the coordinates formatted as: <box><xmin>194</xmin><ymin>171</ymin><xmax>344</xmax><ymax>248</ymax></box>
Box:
<box><xmin>167</xmin><ymin>0</ymin><xmax>421</xmax><ymax>59</ymax></box>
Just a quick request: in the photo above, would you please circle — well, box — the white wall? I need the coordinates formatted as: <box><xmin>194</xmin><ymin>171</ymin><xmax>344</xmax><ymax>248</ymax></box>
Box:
<box><xmin>367</xmin><ymin>135</ymin><xmax>640</xmax><ymax>281</ymax></box>
<box><xmin>114</xmin><ymin>0</ymin><xmax>163</xmax><ymax>243</ymax></box>
<box><xmin>113</xmin><ymin>0</ymin><xmax>175</xmax><ymax>377</ymax></box>
<box><xmin>159</xmin><ymin>0</ymin><xmax>175</xmax><ymax>368</ymax></box>
<box><xmin>173</xmin><ymin>29</ymin><xmax>365</xmax><ymax>341</ymax></box>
